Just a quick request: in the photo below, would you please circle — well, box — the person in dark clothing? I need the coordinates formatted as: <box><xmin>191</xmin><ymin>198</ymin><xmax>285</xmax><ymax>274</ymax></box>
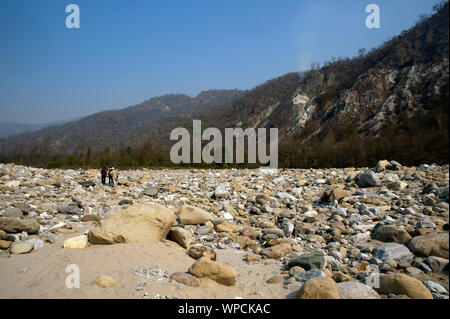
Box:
<box><xmin>101</xmin><ymin>167</ymin><xmax>107</xmax><ymax>185</ymax></box>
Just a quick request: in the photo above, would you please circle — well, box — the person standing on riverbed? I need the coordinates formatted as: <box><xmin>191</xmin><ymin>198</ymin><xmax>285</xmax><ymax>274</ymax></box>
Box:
<box><xmin>108</xmin><ymin>167</ymin><xmax>115</xmax><ymax>187</ymax></box>
<box><xmin>100</xmin><ymin>167</ymin><xmax>107</xmax><ymax>185</ymax></box>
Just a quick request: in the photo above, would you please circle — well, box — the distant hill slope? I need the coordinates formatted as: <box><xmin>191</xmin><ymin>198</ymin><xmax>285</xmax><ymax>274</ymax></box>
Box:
<box><xmin>0</xmin><ymin>123</ymin><xmax>46</xmax><ymax>138</ymax></box>
<box><xmin>0</xmin><ymin>116</ymin><xmax>82</xmax><ymax>138</ymax></box>
<box><xmin>0</xmin><ymin>3</ymin><xmax>448</xmax><ymax>168</ymax></box>
<box><xmin>0</xmin><ymin>90</ymin><xmax>245</xmax><ymax>165</ymax></box>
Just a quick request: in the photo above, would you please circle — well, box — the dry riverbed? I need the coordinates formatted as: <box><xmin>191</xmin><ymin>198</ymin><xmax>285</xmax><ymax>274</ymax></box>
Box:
<box><xmin>0</xmin><ymin>161</ymin><xmax>448</xmax><ymax>299</ymax></box>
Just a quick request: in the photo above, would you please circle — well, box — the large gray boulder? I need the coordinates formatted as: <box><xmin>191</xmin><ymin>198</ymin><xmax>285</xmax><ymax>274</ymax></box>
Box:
<box><xmin>373</xmin><ymin>243</ymin><xmax>414</xmax><ymax>264</ymax></box>
<box><xmin>337</xmin><ymin>282</ymin><xmax>381</xmax><ymax>299</ymax></box>
<box><xmin>288</xmin><ymin>250</ymin><xmax>325</xmax><ymax>270</ymax></box>
<box><xmin>358</xmin><ymin>170</ymin><xmax>381</xmax><ymax>188</ymax></box>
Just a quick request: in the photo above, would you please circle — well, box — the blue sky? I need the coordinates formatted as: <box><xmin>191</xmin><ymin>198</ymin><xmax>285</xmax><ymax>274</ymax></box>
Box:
<box><xmin>0</xmin><ymin>0</ymin><xmax>439</xmax><ymax>124</ymax></box>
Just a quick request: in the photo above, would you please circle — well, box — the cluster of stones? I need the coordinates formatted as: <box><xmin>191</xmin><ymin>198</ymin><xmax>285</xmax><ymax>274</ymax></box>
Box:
<box><xmin>0</xmin><ymin>160</ymin><xmax>448</xmax><ymax>298</ymax></box>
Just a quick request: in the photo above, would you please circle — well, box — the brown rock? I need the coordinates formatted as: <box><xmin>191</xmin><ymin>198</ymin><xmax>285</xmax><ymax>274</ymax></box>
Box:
<box><xmin>88</xmin><ymin>203</ymin><xmax>175</xmax><ymax>244</ymax></box>
<box><xmin>178</xmin><ymin>205</ymin><xmax>215</xmax><ymax>225</ymax></box>
<box><xmin>10</xmin><ymin>242</ymin><xmax>34</xmax><ymax>255</ymax></box>
<box><xmin>93</xmin><ymin>275</ymin><xmax>117</xmax><ymax>288</ymax></box>
<box><xmin>259</xmin><ymin>243</ymin><xmax>292</xmax><ymax>259</ymax></box>
<box><xmin>81</xmin><ymin>214</ymin><xmax>102</xmax><ymax>222</ymax></box>
<box><xmin>321</xmin><ymin>185</ymin><xmax>348</xmax><ymax>203</ymax></box>
<box><xmin>187</xmin><ymin>245</ymin><xmax>216</xmax><ymax>261</ymax></box>
<box><xmin>372</xmin><ymin>225</ymin><xmax>412</xmax><ymax>244</ymax></box>
<box><xmin>245</xmin><ymin>253</ymin><xmax>261</xmax><ymax>262</ymax></box>
<box><xmin>0</xmin><ymin>240</ymin><xmax>11</xmax><ymax>250</ymax></box>
<box><xmin>0</xmin><ymin>217</ymin><xmax>40</xmax><ymax>234</ymax></box>
<box><xmin>296</xmin><ymin>277</ymin><xmax>340</xmax><ymax>299</ymax></box>
<box><xmin>168</xmin><ymin>227</ymin><xmax>191</xmax><ymax>249</ymax></box>
<box><xmin>170</xmin><ymin>272</ymin><xmax>200</xmax><ymax>287</ymax></box>
<box><xmin>227</xmin><ymin>234</ymin><xmax>259</xmax><ymax>249</ymax></box>
<box><xmin>266</xmin><ymin>275</ymin><xmax>284</xmax><ymax>284</ymax></box>
<box><xmin>375</xmin><ymin>273</ymin><xmax>433</xmax><ymax>299</ymax></box>
<box><xmin>289</xmin><ymin>266</ymin><xmax>305</xmax><ymax>276</ymax></box>
<box><xmin>63</xmin><ymin>235</ymin><xmax>89</xmax><ymax>249</ymax></box>
<box><xmin>332</xmin><ymin>272</ymin><xmax>351</xmax><ymax>283</ymax></box>
<box><xmin>56</xmin><ymin>228</ymin><xmax>77</xmax><ymax>234</ymax></box>
<box><xmin>188</xmin><ymin>257</ymin><xmax>237</xmax><ymax>286</ymax></box>
<box><xmin>408</xmin><ymin>232</ymin><xmax>449</xmax><ymax>259</ymax></box>
<box><xmin>239</xmin><ymin>227</ymin><xmax>259</xmax><ymax>240</ymax></box>
<box><xmin>216</xmin><ymin>222</ymin><xmax>240</xmax><ymax>233</ymax></box>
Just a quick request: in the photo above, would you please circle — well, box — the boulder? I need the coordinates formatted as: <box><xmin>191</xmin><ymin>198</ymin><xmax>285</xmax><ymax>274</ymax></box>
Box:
<box><xmin>239</xmin><ymin>227</ymin><xmax>259</xmax><ymax>240</ymax></box>
<box><xmin>288</xmin><ymin>250</ymin><xmax>324</xmax><ymax>270</ymax></box>
<box><xmin>423</xmin><ymin>281</ymin><xmax>448</xmax><ymax>294</ymax></box>
<box><xmin>375</xmin><ymin>273</ymin><xmax>433</xmax><ymax>299</ymax></box>
<box><xmin>358</xmin><ymin>170</ymin><xmax>381</xmax><ymax>188</ymax></box>
<box><xmin>266</xmin><ymin>275</ymin><xmax>284</xmax><ymax>284</ymax></box>
<box><xmin>81</xmin><ymin>214</ymin><xmax>102</xmax><ymax>222</ymax></box>
<box><xmin>168</xmin><ymin>227</ymin><xmax>191</xmax><ymax>249</ymax></box>
<box><xmin>388</xmin><ymin>181</ymin><xmax>408</xmax><ymax>190</ymax></box>
<box><xmin>187</xmin><ymin>245</ymin><xmax>216</xmax><ymax>261</ymax></box>
<box><xmin>408</xmin><ymin>232</ymin><xmax>449</xmax><ymax>259</ymax></box>
<box><xmin>216</xmin><ymin>222</ymin><xmax>240</xmax><ymax>233</ymax></box>
<box><xmin>79</xmin><ymin>180</ymin><xmax>95</xmax><ymax>188</ymax></box>
<box><xmin>170</xmin><ymin>272</ymin><xmax>200</xmax><ymax>287</ymax></box>
<box><xmin>372</xmin><ymin>225</ymin><xmax>412</xmax><ymax>244</ymax></box>
<box><xmin>376</xmin><ymin>160</ymin><xmax>391</xmax><ymax>173</ymax></box>
<box><xmin>178</xmin><ymin>205</ymin><xmax>215</xmax><ymax>225</ymax></box>
<box><xmin>118</xmin><ymin>199</ymin><xmax>134</xmax><ymax>206</ymax></box>
<box><xmin>196</xmin><ymin>224</ymin><xmax>213</xmax><ymax>235</ymax></box>
<box><xmin>10</xmin><ymin>242</ymin><xmax>34</xmax><ymax>255</ymax></box>
<box><xmin>188</xmin><ymin>257</ymin><xmax>237</xmax><ymax>286</ymax></box>
<box><xmin>425</xmin><ymin>256</ymin><xmax>449</xmax><ymax>273</ymax></box>
<box><xmin>259</xmin><ymin>243</ymin><xmax>292</xmax><ymax>259</ymax></box>
<box><xmin>12</xmin><ymin>203</ymin><xmax>32</xmax><ymax>214</ymax></box>
<box><xmin>64</xmin><ymin>235</ymin><xmax>89</xmax><ymax>249</ymax></box>
<box><xmin>71</xmin><ymin>196</ymin><xmax>83</xmax><ymax>208</ymax></box>
<box><xmin>296</xmin><ymin>277</ymin><xmax>340</xmax><ymax>299</ymax></box>
<box><xmin>321</xmin><ymin>185</ymin><xmax>349</xmax><ymax>203</ymax></box>
<box><xmin>337</xmin><ymin>282</ymin><xmax>381</xmax><ymax>299</ymax></box>
<box><xmin>0</xmin><ymin>217</ymin><xmax>40</xmax><ymax>234</ymax></box>
<box><xmin>93</xmin><ymin>275</ymin><xmax>117</xmax><ymax>288</ymax></box>
<box><xmin>143</xmin><ymin>186</ymin><xmax>159</xmax><ymax>196</ymax></box>
<box><xmin>373</xmin><ymin>243</ymin><xmax>414</xmax><ymax>264</ymax></box>
<box><xmin>3</xmin><ymin>208</ymin><xmax>23</xmax><ymax>218</ymax></box>
<box><xmin>213</xmin><ymin>183</ymin><xmax>230</xmax><ymax>198</ymax></box>
<box><xmin>0</xmin><ymin>240</ymin><xmax>11</xmax><ymax>250</ymax></box>
<box><xmin>332</xmin><ymin>272</ymin><xmax>350</xmax><ymax>283</ymax></box>
<box><xmin>88</xmin><ymin>203</ymin><xmax>175</xmax><ymax>244</ymax></box>
<box><xmin>57</xmin><ymin>205</ymin><xmax>81</xmax><ymax>215</ymax></box>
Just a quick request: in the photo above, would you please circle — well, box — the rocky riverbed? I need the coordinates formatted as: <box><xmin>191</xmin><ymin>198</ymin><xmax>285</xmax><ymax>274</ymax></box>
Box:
<box><xmin>0</xmin><ymin>160</ymin><xmax>448</xmax><ymax>299</ymax></box>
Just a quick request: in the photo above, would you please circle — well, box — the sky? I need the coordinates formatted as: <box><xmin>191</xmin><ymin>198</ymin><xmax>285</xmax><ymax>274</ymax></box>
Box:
<box><xmin>0</xmin><ymin>0</ymin><xmax>439</xmax><ymax>124</ymax></box>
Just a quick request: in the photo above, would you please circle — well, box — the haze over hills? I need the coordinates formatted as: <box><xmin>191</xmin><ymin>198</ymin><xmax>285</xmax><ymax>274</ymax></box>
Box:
<box><xmin>0</xmin><ymin>2</ymin><xmax>448</xmax><ymax>168</ymax></box>
<box><xmin>0</xmin><ymin>116</ymin><xmax>83</xmax><ymax>138</ymax></box>
<box><xmin>0</xmin><ymin>123</ymin><xmax>47</xmax><ymax>139</ymax></box>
